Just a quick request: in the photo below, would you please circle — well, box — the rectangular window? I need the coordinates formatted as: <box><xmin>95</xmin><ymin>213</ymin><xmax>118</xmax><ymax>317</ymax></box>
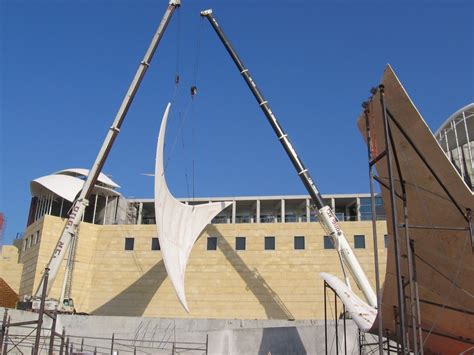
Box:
<box><xmin>125</xmin><ymin>237</ymin><xmax>134</xmax><ymax>251</ymax></box>
<box><xmin>151</xmin><ymin>237</ymin><xmax>160</xmax><ymax>250</ymax></box>
<box><xmin>34</xmin><ymin>231</ymin><xmax>40</xmax><ymax>245</ymax></box>
<box><xmin>27</xmin><ymin>236</ymin><xmax>32</xmax><ymax>248</ymax></box>
<box><xmin>264</xmin><ymin>236</ymin><xmax>275</xmax><ymax>250</ymax></box>
<box><xmin>235</xmin><ymin>236</ymin><xmax>246</xmax><ymax>251</ymax></box>
<box><xmin>294</xmin><ymin>236</ymin><xmax>305</xmax><ymax>250</ymax></box>
<box><xmin>207</xmin><ymin>237</ymin><xmax>217</xmax><ymax>250</ymax></box>
<box><xmin>354</xmin><ymin>235</ymin><xmax>365</xmax><ymax>248</ymax></box>
<box><xmin>384</xmin><ymin>234</ymin><xmax>389</xmax><ymax>248</ymax></box>
<box><xmin>324</xmin><ymin>235</ymin><xmax>334</xmax><ymax>249</ymax></box>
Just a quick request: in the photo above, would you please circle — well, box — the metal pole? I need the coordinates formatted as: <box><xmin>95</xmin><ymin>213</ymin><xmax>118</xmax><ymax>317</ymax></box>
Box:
<box><xmin>81</xmin><ymin>338</ymin><xmax>84</xmax><ymax>351</ymax></box>
<box><xmin>343</xmin><ymin>305</ymin><xmax>347</xmax><ymax>355</ymax></box>
<box><xmin>379</xmin><ymin>85</ymin><xmax>407</xmax><ymax>353</ymax></box>
<box><xmin>324</xmin><ymin>282</ymin><xmax>328</xmax><ymax>355</ymax></box>
<box><xmin>60</xmin><ymin>328</ymin><xmax>65</xmax><ymax>355</ymax></box>
<box><xmin>0</xmin><ymin>308</ymin><xmax>7</xmax><ymax>351</ymax></box>
<box><xmin>65</xmin><ymin>337</ymin><xmax>69</xmax><ymax>355</ymax></box>
<box><xmin>403</xmin><ymin>198</ymin><xmax>419</xmax><ymax>354</ymax></box>
<box><xmin>33</xmin><ymin>267</ymin><xmax>50</xmax><ymax>355</ymax></box>
<box><xmin>111</xmin><ymin>333</ymin><xmax>115</xmax><ymax>355</ymax></box>
<box><xmin>1</xmin><ymin>316</ymin><xmax>10</xmax><ymax>355</ymax></box>
<box><xmin>35</xmin><ymin>0</ymin><xmax>181</xmax><ymax>298</ymax></box>
<box><xmin>363</xmin><ymin>106</ymin><xmax>384</xmax><ymax>354</ymax></box>
<box><xmin>335</xmin><ymin>291</ymin><xmax>339</xmax><ymax>355</ymax></box>
<box><xmin>410</xmin><ymin>240</ymin><xmax>424</xmax><ymax>354</ymax></box>
<box><xmin>48</xmin><ymin>310</ymin><xmax>57</xmax><ymax>355</ymax></box>
<box><xmin>386</xmin><ymin>329</ymin><xmax>391</xmax><ymax>355</ymax></box>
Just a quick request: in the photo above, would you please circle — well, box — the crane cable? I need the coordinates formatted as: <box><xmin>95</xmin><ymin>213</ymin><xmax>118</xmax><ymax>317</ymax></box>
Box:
<box><xmin>163</xmin><ymin>14</ymin><xmax>205</xmax><ymax>202</ymax></box>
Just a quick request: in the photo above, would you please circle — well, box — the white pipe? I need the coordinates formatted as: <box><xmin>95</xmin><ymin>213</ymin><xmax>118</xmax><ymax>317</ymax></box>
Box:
<box><xmin>452</xmin><ymin>120</ymin><xmax>465</xmax><ymax>178</ymax></box>
<box><xmin>462</xmin><ymin>110</ymin><xmax>474</xmax><ymax>180</ymax></box>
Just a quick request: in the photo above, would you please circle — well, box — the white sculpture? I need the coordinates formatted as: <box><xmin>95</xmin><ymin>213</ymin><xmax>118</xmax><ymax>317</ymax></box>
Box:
<box><xmin>154</xmin><ymin>103</ymin><xmax>232</xmax><ymax>312</ymax></box>
<box><xmin>320</xmin><ymin>272</ymin><xmax>377</xmax><ymax>331</ymax></box>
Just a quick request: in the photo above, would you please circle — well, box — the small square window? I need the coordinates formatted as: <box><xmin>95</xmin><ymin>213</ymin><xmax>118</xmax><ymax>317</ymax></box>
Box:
<box><xmin>207</xmin><ymin>237</ymin><xmax>217</xmax><ymax>250</ymax></box>
<box><xmin>125</xmin><ymin>237</ymin><xmax>134</xmax><ymax>251</ymax></box>
<box><xmin>235</xmin><ymin>237</ymin><xmax>246</xmax><ymax>251</ymax></box>
<box><xmin>294</xmin><ymin>236</ymin><xmax>305</xmax><ymax>250</ymax></box>
<box><xmin>264</xmin><ymin>236</ymin><xmax>275</xmax><ymax>250</ymax></box>
<box><xmin>384</xmin><ymin>234</ymin><xmax>389</xmax><ymax>248</ymax></box>
<box><xmin>324</xmin><ymin>235</ymin><xmax>334</xmax><ymax>249</ymax></box>
<box><xmin>151</xmin><ymin>237</ymin><xmax>160</xmax><ymax>250</ymax></box>
<box><xmin>354</xmin><ymin>235</ymin><xmax>366</xmax><ymax>249</ymax></box>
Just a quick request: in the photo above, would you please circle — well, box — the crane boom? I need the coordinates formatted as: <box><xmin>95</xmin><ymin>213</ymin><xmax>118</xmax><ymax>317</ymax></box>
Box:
<box><xmin>35</xmin><ymin>0</ymin><xmax>181</xmax><ymax>299</ymax></box>
<box><xmin>200</xmin><ymin>9</ymin><xmax>377</xmax><ymax>308</ymax></box>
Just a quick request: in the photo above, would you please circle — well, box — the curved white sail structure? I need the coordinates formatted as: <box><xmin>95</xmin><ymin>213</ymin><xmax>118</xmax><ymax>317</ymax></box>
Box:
<box><xmin>154</xmin><ymin>103</ymin><xmax>232</xmax><ymax>312</ymax></box>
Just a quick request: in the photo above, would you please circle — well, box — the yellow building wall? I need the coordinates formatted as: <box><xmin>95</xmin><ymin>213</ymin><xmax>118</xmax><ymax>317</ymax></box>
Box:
<box><xmin>0</xmin><ymin>245</ymin><xmax>23</xmax><ymax>293</ymax></box>
<box><xmin>15</xmin><ymin>215</ymin><xmax>387</xmax><ymax>319</ymax></box>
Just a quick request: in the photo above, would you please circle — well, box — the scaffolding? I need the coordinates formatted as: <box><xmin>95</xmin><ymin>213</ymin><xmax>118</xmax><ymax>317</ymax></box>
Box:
<box><xmin>0</xmin><ymin>269</ymin><xmax>208</xmax><ymax>354</ymax></box>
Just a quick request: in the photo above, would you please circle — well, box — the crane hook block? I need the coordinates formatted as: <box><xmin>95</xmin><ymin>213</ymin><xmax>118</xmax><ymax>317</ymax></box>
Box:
<box><xmin>190</xmin><ymin>86</ymin><xmax>198</xmax><ymax>97</ymax></box>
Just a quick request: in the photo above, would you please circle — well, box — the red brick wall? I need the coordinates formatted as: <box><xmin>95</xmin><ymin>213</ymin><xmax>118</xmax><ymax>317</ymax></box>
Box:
<box><xmin>0</xmin><ymin>278</ymin><xmax>18</xmax><ymax>308</ymax></box>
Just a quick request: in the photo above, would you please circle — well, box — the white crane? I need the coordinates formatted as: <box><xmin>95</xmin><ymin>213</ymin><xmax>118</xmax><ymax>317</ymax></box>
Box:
<box><xmin>31</xmin><ymin>0</ymin><xmax>181</xmax><ymax>312</ymax></box>
<box><xmin>200</xmin><ymin>9</ymin><xmax>377</xmax><ymax>308</ymax></box>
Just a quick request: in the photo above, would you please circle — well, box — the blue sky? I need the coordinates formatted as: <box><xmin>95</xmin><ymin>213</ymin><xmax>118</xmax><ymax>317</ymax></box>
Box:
<box><xmin>1</xmin><ymin>0</ymin><xmax>473</xmax><ymax>244</ymax></box>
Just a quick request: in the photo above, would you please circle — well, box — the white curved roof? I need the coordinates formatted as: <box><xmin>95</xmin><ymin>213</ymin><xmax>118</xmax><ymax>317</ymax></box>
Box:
<box><xmin>55</xmin><ymin>168</ymin><xmax>120</xmax><ymax>188</ymax></box>
<box><xmin>434</xmin><ymin>102</ymin><xmax>474</xmax><ymax>137</ymax></box>
<box><xmin>31</xmin><ymin>174</ymin><xmax>85</xmax><ymax>202</ymax></box>
<box><xmin>31</xmin><ymin>169</ymin><xmax>120</xmax><ymax>202</ymax></box>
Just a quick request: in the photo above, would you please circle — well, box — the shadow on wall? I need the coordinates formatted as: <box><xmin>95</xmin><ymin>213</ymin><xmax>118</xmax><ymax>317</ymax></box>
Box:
<box><xmin>92</xmin><ymin>260</ymin><xmax>167</xmax><ymax>316</ymax></box>
<box><xmin>258</xmin><ymin>327</ymin><xmax>307</xmax><ymax>355</ymax></box>
<box><xmin>207</xmin><ymin>225</ymin><xmax>294</xmax><ymax>320</ymax></box>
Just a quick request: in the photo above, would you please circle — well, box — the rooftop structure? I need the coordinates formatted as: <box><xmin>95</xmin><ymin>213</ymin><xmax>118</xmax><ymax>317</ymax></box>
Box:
<box><xmin>27</xmin><ymin>170</ymin><xmax>386</xmax><ymax>228</ymax></box>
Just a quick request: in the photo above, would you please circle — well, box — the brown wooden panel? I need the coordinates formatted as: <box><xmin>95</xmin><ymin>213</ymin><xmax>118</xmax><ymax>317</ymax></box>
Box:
<box><xmin>357</xmin><ymin>65</ymin><xmax>474</xmax><ymax>354</ymax></box>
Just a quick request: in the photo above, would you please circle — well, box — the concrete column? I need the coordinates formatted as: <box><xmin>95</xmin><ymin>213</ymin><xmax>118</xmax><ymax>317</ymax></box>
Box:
<box><xmin>60</xmin><ymin>198</ymin><xmax>64</xmax><ymax>218</ymax></box>
<box><xmin>356</xmin><ymin>197</ymin><xmax>361</xmax><ymax>221</ymax></box>
<box><xmin>34</xmin><ymin>197</ymin><xmax>40</xmax><ymax>221</ymax></box>
<box><xmin>306</xmin><ymin>198</ymin><xmax>310</xmax><ymax>222</ymax></box>
<box><xmin>256</xmin><ymin>200</ymin><xmax>261</xmax><ymax>224</ymax></box>
<box><xmin>281</xmin><ymin>199</ymin><xmax>285</xmax><ymax>223</ymax></box>
<box><xmin>137</xmin><ymin>202</ymin><xmax>143</xmax><ymax>225</ymax></box>
<box><xmin>39</xmin><ymin>196</ymin><xmax>45</xmax><ymax>218</ymax></box>
<box><xmin>232</xmin><ymin>200</ymin><xmax>236</xmax><ymax>224</ymax></box>
<box><xmin>92</xmin><ymin>194</ymin><xmax>98</xmax><ymax>224</ymax></box>
<box><xmin>103</xmin><ymin>195</ymin><xmax>109</xmax><ymax>225</ymax></box>
<box><xmin>48</xmin><ymin>194</ymin><xmax>53</xmax><ymax>215</ymax></box>
<box><xmin>331</xmin><ymin>198</ymin><xmax>335</xmax><ymax>212</ymax></box>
